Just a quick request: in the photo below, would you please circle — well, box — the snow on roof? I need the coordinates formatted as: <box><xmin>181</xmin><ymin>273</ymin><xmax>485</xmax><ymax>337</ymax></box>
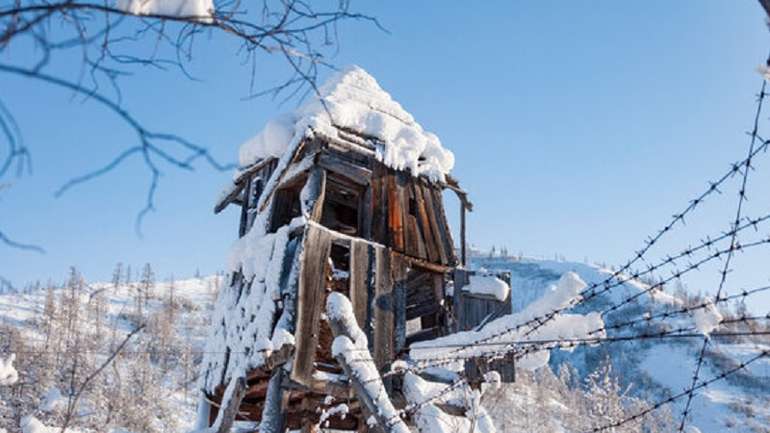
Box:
<box><xmin>462</xmin><ymin>275</ymin><xmax>510</xmax><ymax>301</ymax></box>
<box><xmin>238</xmin><ymin>66</ymin><xmax>455</xmax><ymax>182</ymax></box>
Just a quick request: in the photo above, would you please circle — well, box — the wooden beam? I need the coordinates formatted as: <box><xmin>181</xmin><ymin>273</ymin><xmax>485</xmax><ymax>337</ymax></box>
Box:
<box><xmin>290</xmin><ymin>225</ymin><xmax>333</xmax><ymax>386</ymax></box>
<box><xmin>258</xmin><ymin>369</ymin><xmax>286</xmax><ymax>433</ymax></box>
<box><xmin>301</xmin><ymin>167</ymin><xmax>327</xmax><ymax>222</ymax></box>
<box><xmin>317</xmin><ymin>152</ymin><xmax>372</xmax><ymax>185</ymax></box>
<box><xmin>373</xmin><ymin>246</ymin><xmax>393</xmax><ymax>371</ymax></box>
<box><xmin>420</xmin><ymin>184</ymin><xmax>448</xmax><ymax>265</ymax></box>
<box><xmin>211</xmin><ymin>377</ymin><xmax>247</xmax><ymax>433</ymax></box>
<box><xmin>391</xmin><ymin>253</ymin><xmax>407</xmax><ymax>354</ymax></box>
<box><xmin>387</xmin><ymin>173</ymin><xmax>405</xmax><ymax>252</ymax></box>
<box><xmin>349</xmin><ymin>239</ymin><xmax>370</xmax><ymax>327</ymax></box>
<box><xmin>238</xmin><ymin>177</ymin><xmax>252</xmax><ymax>237</ymax></box>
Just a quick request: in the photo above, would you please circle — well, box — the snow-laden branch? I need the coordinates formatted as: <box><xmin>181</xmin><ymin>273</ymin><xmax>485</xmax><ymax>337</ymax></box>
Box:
<box><xmin>326</xmin><ymin>292</ymin><xmax>410</xmax><ymax>433</ymax></box>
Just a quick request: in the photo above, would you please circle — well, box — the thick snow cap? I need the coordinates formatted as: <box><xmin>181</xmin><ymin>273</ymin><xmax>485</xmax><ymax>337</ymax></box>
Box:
<box><xmin>238</xmin><ymin>66</ymin><xmax>455</xmax><ymax>182</ymax></box>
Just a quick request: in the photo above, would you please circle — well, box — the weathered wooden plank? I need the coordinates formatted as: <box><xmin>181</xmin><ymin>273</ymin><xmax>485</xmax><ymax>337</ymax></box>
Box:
<box><xmin>349</xmin><ymin>239</ymin><xmax>370</xmax><ymax>328</ymax></box>
<box><xmin>406</xmin><ymin>287</ymin><xmax>435</xmax><ymax>308</ymax></box>
<box><xmin>290</xmin><ymin>225</ymin><xmax>333</xmax><ymax>386</ymax></box>
<box><xmin>370</xmin><ymin>165</ymin><xmax>388</xmax><ymax>246</ymax></box>
<box><xmin>405</xmin><ymin>327</ymin><xmax>440</xmax><ymax>345</ymax></box>
<box><xmin>430</xmin><ymin>187</ymin><xmax>457</xmax><ymax>266</ymax></box>
<box><xmin>412</xmin><ymin>181</ymin><xmax>439</xmax><ymax>263</ymax></box>
<box><xmin>402</xmin><ymin>253</ymin><xmax>453</xmax><ymax>275</ymax></box>
<box><xmin>406</xmin><ymin>271</ymin><xmax>433</xmax><ymax>293</ymax></box>
<box><xmin>397</xmin><ymin>172</ymin><xmax>420</xmax><ymax>258</ymax></box>
<box><xmin>365</xmin><ymin>244</ymin><xmax>376</xmax><ymax>348</ymax></box>
<box><xmin>391</xmin><ymin>253</ymin><xmax>407</xmax><ymax>354</ymax></box>
<box><xmin>420</xmin><ymin>183</ymin><xmax>448</xmax><ymax>265</ymax></box>
<box><xmin>211</xmin><ymin>377</ymin><xmax>247</xmax><ymax>433</ymax></box>
<box><xmin>317</xmin><ymin>151</ymin><xmax>372</xmax><ymax>185</ymax></box>
<box><xmin>405</xmin><ymin>302</ymin><xmax>440</xmax><ymax>321</ymax></box>
<box><xmin>407</xmin><ymin>181</ymin><xmax>428</xmax><ymax>260</ymax></box>
<box><xmin>258</xmin><ymin>369</ymin><xmax>286</xmax><ymax>433</ymax></box>
<box><xmin>359</xmin><ymin>185</ymin><xmax>373</xmax><ymax>240</ymax></box>
<box><xmin>387</xmin><ymin>173</ymin><xmax>405</xmax><ymax>252</ymax></box>
<box><xmin>373</xmin><ymin>246</ymin><xmax>393</xmax><ymax>370</ymax></box>
<box><xmin>300</xmin><ymin>167</ymin><xmax>326</xmax><ymax>222</ymax></box>
<box><xmin>238</xmin><ymin>177</ymin><xmax>252</xmax><ymax>238</ymax></box>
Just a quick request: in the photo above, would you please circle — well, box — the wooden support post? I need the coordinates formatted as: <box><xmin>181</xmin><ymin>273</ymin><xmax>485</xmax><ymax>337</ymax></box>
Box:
<box><xmin>258</xmin><ymin>369</ymin><xmax>286</xmax><ymax>433</ymax></box>
<box><xmin>239</xmin><ymin>177</ymin><xmax>252</xmax><ymax>238</ymax></box>
<box><xmin>301</xmin><ymin>167</ymin><xmax>327</xmax><ymax>222</ymax></box>
<box><xmin>373</xmin><ymin>246</ymin><xmax>393</xmax><ymax>372</ymax></box>
<box><xmin>349</xmin><ymin>239</ymin><xmax>370</xmax><ymax>327</ymax></box>
<box><xmin>291</xmin><ymin>225</ymin><xmax>333</xmax><ymax>385</ymax></box>
<box><xmin>212</xmin><ymin>377</ymin><xmax>247</xmax><ymax>433</ymax></box>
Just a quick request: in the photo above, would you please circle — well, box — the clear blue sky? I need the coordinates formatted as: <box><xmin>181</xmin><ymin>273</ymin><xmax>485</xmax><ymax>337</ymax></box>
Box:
<box><xmin>3</xmin><ymin>1</ymin><xmax>770</xmax><ymax>310</ymax></box>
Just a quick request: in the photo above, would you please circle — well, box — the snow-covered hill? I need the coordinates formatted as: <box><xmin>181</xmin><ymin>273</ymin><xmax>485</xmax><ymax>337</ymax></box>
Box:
<box><xmin>0</xmin><ymin>270</ymin><xmax>223</xmax><ymax>433</ymax></box>
<box><xmin>0</xmin><ymin>259</ymin><xmax>767</xmax><ymax>433</ymax></box>
<box><xmin>472</xmin><ymin>255</ymin><xmax>770</xmax><ymax>433</ymax></box>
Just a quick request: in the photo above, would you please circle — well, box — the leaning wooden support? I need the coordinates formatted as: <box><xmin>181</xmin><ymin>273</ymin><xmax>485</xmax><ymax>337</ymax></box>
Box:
<box><xmin>258</xmin><ymin>369</ymin><xmax>286</xmax><ymax>433</ymax></box>
<box><xmin>326</xmin><ymin>292</ymin><xmax>410</xmax><ymax>433</ymax></box>
<box><xmin>211</xmin><ymin>376</ymin><xmax>247</xmax><ymax>433</ymax></box>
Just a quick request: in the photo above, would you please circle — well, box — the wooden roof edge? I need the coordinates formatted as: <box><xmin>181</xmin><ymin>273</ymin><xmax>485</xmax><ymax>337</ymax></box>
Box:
<box><xmin>443</xmin><ymin>175</ymin><xmax>473</xmax><ymax>211</ymax></box>
<box><xmin>213</xmin><ymin>157</ymin><xmax>279</xmax><ymax>214</ymax></box>
<box><xmin>213</xmin><ymin>181</ymin><xmax>244</xmax><ymax>214</ymax></box>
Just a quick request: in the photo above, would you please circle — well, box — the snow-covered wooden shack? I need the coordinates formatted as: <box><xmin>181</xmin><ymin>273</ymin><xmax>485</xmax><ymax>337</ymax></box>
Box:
<box><xmin>198</xmin><ymin>67</ymin><xmax>504</xmax><ymax>432</ymax></box>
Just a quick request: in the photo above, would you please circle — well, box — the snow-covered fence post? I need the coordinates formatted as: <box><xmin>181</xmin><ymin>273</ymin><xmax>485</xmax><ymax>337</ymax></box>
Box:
<box><xmin>326</xmin><ymin>292</ymin><xmax>410</xmax><ymax>433</ymax></box>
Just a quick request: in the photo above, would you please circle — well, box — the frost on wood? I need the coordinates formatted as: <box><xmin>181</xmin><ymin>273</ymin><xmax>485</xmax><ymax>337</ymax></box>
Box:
<box><xmin>411</xmin><ymin>272</ymin><xmax>605</xmax><ymax>371</ymax></box>
<box><xmin>693</xmin><ymin>297</ymin><xmax>723</xmax><ymax>337</ymax></box>
<box><xmin>0</xmin><ymin>353</ymin><xmax>18</xmax><ymax>385</ymax></box>
<box><xmin>200</xmin><ymin>218</ymin><xmax>297</xmax><ymax>395</ymax></box>
<box><xmin>462</xmin><ymin>275</ymin><xmax>510</xmax><ymax>301</ymax></box>
<box><xmin>238</xmin><ymin>66</ymin><xmax>454</xmax><ymax>182</ymax></box>
<box><xmin>117</xmin><ymin>0</ymin><xmax>214</xmax><ymax>19</ymax></box>
<box><xmin>326</xmin><ymin>292</ymin><xmax>410</xmax><ymax>433</ymax></box>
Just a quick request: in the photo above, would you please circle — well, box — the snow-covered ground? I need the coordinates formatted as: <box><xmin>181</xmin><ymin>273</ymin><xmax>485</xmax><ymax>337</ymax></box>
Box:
<box><xmin>473</xmin><ymin>254</ymin><xmax>770</xmax><ymax>433</ymax></box>
<box><xmin>0</xmin><ymin>272</ymin><xmax>223</xmax><ymax>433</ymax></box>
<box><xmin>0</xmin><ymin>256</ymin><xmax>767</xmax><ymax>433</ymax></box>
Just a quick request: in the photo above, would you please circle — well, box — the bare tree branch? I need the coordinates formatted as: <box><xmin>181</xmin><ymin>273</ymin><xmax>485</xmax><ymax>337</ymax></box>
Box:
<box><xmin>0</xmin><ymin>230</ymin><xmax>44</xmax><ymax>253</ymax></box>
<box><xmin>0</xmin><ymin>0</ymin><xmax>383</xmax><ymax>239</ymax></box>
<box><xmin>59</xmin><ymin>324</ymin><xmax>146</xmax><ymax>433</ymax></box>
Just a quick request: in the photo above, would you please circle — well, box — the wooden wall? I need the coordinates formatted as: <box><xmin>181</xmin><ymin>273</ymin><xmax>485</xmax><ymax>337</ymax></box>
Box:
<box><xmin>369</xmin><ymin>162</ymin><xmax>457</xmax><ymax>267</ymax></box>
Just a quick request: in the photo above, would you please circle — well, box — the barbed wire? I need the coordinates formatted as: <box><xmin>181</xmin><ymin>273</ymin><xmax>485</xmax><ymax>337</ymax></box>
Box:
<box><xmin>420</xmin><ymin>216</ymin><xmax>770</xmax><ymax>370</ymax></box>
<box><xmin>380</xmin><ymin>314</ymin><xmax>770</xmax><ymax>428</ymax></box>
<box><xmin>677</xmin><ymin>77</ymin><xmax>768</xmax><ymax>432</ymax></box>
<box><xmin>392</xmin><ymin>235</ymin><xmax>770</xmax><ymax>379</ymax></box>
<box><xmin>372</xmin><ymin>75</ymin><xmax>770</xmax><ymax>425</ymax></box>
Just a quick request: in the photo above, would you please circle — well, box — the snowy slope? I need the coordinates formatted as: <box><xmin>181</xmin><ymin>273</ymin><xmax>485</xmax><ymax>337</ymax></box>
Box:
<box><xmin>0</xmin><ymin>259</ymin><xmax>767</xmax><ymax>433</ymax></box>
<box><xmin>472</xmin><ymin>255</ymin><xmax>770</xmax><ymax>433</ymax></box>
<box><xmin>0</xmin><ymin>273</ymin><xmax>223</xmax><ymax>433</ymax></box>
